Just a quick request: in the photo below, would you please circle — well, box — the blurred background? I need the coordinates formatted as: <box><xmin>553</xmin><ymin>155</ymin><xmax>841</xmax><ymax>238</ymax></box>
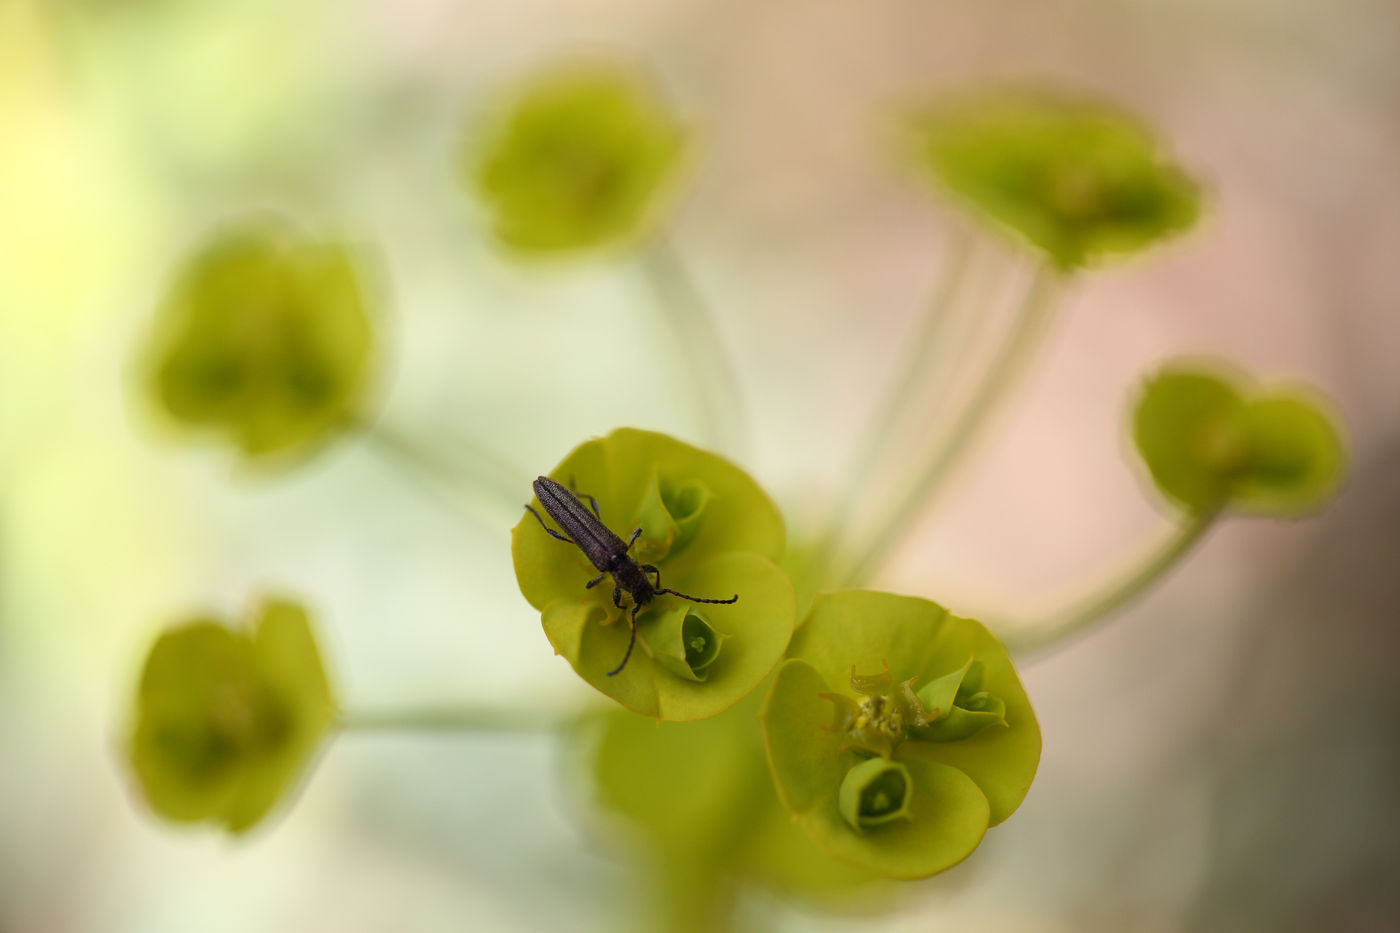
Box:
<box><xmin>2</xmin><ymin>0</ymin><xmax>1398</xmax><ymax>930</ymax></box>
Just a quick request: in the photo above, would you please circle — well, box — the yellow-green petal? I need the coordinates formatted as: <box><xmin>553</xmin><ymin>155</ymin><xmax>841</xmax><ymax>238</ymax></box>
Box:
<box><xmin>786</xmin><ymin>590</ymin><xmax>951</xmax><ymax>693</ymax></box>
<box><xmin>1232</xmin><ymin>392</ymin><xmax>1346</xmax><ymax>516</ymax></box>
<box><xmin>128</xmin><ymin>623</ymin><xmax>256</xmax><ymax>823</ymax></box>
<box><xmin>1132</xmin><ymin>366</ymin><xmax>1249</xmax><ymax>513</ymax></box>
<box><xmin>761</xmin><ymin>659</ymin><xmax>850</xmax><ymax>814</ymax></box>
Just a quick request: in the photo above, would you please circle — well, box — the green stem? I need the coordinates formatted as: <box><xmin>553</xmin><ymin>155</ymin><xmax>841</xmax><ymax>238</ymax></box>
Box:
<box><xmin>336</xmin><ymin>704</ymin><xmax>563</xmax><ymax>733</ymax></box>
<box><xmin>839</xmin><ymin>266</ymin><xmax>1062</xmax><ymax>586</ymax></box>
<box><xmin>639</xmin><ymin>233</ymin><xmax>749</xmax><ymax>456</ymax></box>
<box><xmin>810</xmin><ymin>234</ymin><xmax>976</xmax><ymax>581</ymax></box>
<box><xmin>359</xmin><ymin>419</ymin><xmax>527</xmax><ymax>526</ymax></box>
<box><xmin>1006</xmin><ymin>509</ymin><xmax>1220</xmax><ymax>659</ymax></box>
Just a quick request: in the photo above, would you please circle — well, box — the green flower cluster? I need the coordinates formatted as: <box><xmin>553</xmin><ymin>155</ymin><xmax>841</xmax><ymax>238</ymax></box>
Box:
<box><xmin>577</xmin><ymin>582</ymin><xmax>1039</xmax><ymax>891</ymax></box>
<box><xmin>909</xmin><ymin>87</ymin><xmax>1202</xmax><ymax>270</ymax></box>
<box><xmin>1133</xmin><ymin>362</ymin><xmax>1347</xmax><ymax>516</ymax></box>
<box><xmin>124</xmin><ymin>599</ymin><xmax>335</xmax><ymax>834</ymax></box>
<box><xmin>761</xmin><ymin>591</ymin><xmax>1040</xmax><ymax>879</ymax></box>
<box><xmin>511</xmin><ymin>429</ymin><xmax>794</xmax><ymax>721</ymax></box>
<box><xmin>144</xmin><ymin>221</ymin><xmax>375</xmax><ymax>464</ymax></box>
<box><xmin>466</xmin><ymin>60</ymin><xmax>686</xmax><ymax>256</ymax></box>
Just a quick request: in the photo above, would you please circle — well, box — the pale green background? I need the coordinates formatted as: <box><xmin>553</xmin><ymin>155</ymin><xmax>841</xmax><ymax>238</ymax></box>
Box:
<box><xmin>2</xmin><ymin>0</ymin><xmax>1398</xmax><ymax>930</ymax></box>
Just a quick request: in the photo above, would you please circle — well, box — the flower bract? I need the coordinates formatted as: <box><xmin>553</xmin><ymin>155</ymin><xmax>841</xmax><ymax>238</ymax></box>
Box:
<box><xmin>1133</xmin><ymin>362</ymin><xmax>1346</xmax><ymax>516</ymax></box>
<box><xmin>760</xmin><ymin>590</ymin><xmax>1040</xmax><ymax>879</ymax></box>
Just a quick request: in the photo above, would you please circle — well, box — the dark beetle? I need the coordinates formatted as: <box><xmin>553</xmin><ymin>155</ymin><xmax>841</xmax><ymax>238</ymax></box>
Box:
<box><xmin>526</xmin><ymin>475</ymin><xmax>738</xmax><ymax>676</ymax></box>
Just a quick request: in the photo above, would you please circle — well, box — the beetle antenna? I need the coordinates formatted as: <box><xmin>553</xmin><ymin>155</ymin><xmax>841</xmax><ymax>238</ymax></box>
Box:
<box><xmin>654</xmin><ymin>589</ymin><xmax>739</xmax><ymax>606</ymax></box>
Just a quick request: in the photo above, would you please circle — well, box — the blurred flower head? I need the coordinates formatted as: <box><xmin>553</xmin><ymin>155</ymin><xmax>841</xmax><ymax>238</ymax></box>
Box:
<box><xmin>466</xmin><ymin>59</ymin><xmax>687</xmax><ymax>257</ymax></box>
<box><xmin>1133</xmin><ymin>361</ymin><xmax>1347</xmax><ymax>516</ymax></box>
<box><xmin>124</xmin><ymin>598</ymin><xmax>336</xmax><ymax>834</ymax></box>
<box><xmin>908</xmin><ymin>87</ymin><xmax>1202</xmax><ymax>270</ymax></box>
<box><xmin>143</xmin><ymin>220</ymin><xmax>376</xmax><ymax>464</ymax></box>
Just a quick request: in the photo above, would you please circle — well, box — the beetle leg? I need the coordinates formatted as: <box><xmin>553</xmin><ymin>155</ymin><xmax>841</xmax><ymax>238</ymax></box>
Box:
<box><xmin>585</xmin><ymin>573</ymin><xmax>605</xmax><ymax>589</ymax></box>
<box><xmin>625</xmin><ymin>527</ymin><xmax>642</xmax><ymax>552</ymax></box>
<box><xmin>524</xmin><ymin>504</ymin><xmax>573</xmax><ymax>544</ymax></box>
<box><xmin>612</xmin><ymin>586</ymin><xmax>624</xmax><ymax>610</ymax></box>
<box><xmin>641</xmin><ymin>564</ymin><xmax>661</xmax><ymax>587</ymax></box>
<box><xmin>607</xmin><ymin>603</ymin><xmax>642</xmax><ymax>677</ymax></box>
<box><xmin>566</xmin><ymin>476</ymin><xmax>602</xmax><ymax>518</ymax></box>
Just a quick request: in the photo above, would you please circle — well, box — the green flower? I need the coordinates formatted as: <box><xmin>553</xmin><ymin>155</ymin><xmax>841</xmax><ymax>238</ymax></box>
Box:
<box><xmin>909</xmin><ymin>87</ymin><xmax>1202</xmax><ymax>270</ymax></box>
<box><xmin>512</xmin><ymin>429</ymin><xmax>794</xmax><ymax>721</ymax></box>
<box><xmin>144</xmin><ymin>220</ymin><xmax>375</xmax><ymax>464</ymax></box>
<box><xmin>760</xmin><ymin>591</ymin><xmax>1040</xmax><ymax>879</ymax></box>
<box><xmin>124</xmin><ymin>598</ymin><xmax>336</xmax><ymax>834</ymax></box>
<box><xmin>467</xmin><ymin>60</ymin><xmax>686</xmax><ymax>256</ymax></box>
<box><xmin>1133</xmin><ymin>362</ymin><xmax>1347</xmax><ymax>516</ymax></box>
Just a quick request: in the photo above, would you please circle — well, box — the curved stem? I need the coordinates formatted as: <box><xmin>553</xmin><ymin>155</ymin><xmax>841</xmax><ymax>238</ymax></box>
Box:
<box><xmin>810</xmin><ymin>234</ymin><xmax>976</xmax><ymax>581</ymax></box>
<box><xmin>336</xmin><ymin>704</ymin><xmax>563</xmax><ymax>734</ymax></box>
<box><xmin>839</xmin><ymin>266</ymin><xmax>1062</xmax><ymax>586</ymax></box>
<box><xmin>639</xmin><ymin>233</ymin><xmax>748</xmax><ymax>456</ymax></box>
<box><xmin>359</xmin><ymin>419</ymin><xmax>528</xmax><ymax>527</ymax></box>
<box><xmin>1006</xmin><ymin>510</ymin><xmax>1220</xmax><ymax>659</ymax></box>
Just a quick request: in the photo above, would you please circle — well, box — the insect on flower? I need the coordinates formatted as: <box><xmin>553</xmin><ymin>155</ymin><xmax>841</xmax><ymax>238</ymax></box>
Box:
<box><xmin>525</xmin><ymin>476</ymin><xmax>739</xmax><ymax>676</ymax></box>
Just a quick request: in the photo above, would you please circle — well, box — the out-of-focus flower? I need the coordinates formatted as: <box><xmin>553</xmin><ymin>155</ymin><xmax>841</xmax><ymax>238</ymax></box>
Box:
<box><xmin>1133</xmin><ymin>362</ymin><xmax>1347</xmax><ymax>516</ymax></box>
<box><xmin>466</xmin><ymin>60</ymin><xmax>686</xmax><ymax>256</ymax></box>
<box><xmin>761</xmin><ymin>591</ymin><xmax>1040</xmax><ymax>879</ymax></box>
<box><xmin>124</xmin><ymin>598</ymin><xmax>336</xmax><ymax>834</ymax></box>
<box><xmin>512</xmin><ymin>429</ymin><xmax>793</xmax><ymax>721</ymax></box>
<box><xmin>908</xmin><ymin>87</ymin><xmax>1202</xmax><ymax>270</ymax></box>
<box><xmin>144</xmin><ymin>221</ymin><xmax>375</xmax><ymax>464</ymax></box>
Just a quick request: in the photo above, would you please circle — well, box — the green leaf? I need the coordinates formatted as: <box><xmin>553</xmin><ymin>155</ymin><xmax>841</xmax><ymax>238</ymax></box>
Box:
<box><xmin>124</xmin><ymin>598</ymin><xmax>337</xmax><ymax>834</ymax></box>
<box><xmin>543</xmin><ymin>552</ymin><xmax>794</xmax><ymax>721</ymax></box>
<box><xmin>908</xmin><ymin>87</ymin><xmax>1202</xmax><ymax>270</ymax></box>
<box><xmin>1132</xmin><ymin>363</ymin><xmax>1347</xmax><ymax>518</ymax></box>
<box><xmin>466</xmin><ymin>60</ymin><xmax>686</xmax><ymax>256</ymax></box>
<box><xmin>143</xmin><ymin>221</ymin><xmax>375</xmax><ymax>465</ymax></box>
<box><xmin>1232</xmin><ymin>392</ymin><xmax>1347</xmax><ymax>516</ymax></box>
